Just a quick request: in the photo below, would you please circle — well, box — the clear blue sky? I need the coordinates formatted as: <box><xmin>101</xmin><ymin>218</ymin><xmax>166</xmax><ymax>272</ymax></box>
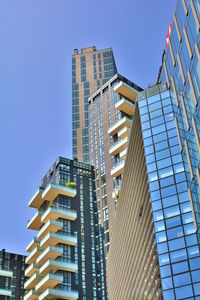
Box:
<box><xmin>0</xmin><ymin>0</ymin><xmax>176</xmax><ymax>255</ymax></box>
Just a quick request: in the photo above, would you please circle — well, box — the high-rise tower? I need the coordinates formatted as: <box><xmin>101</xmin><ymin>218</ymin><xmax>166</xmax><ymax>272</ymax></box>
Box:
<box><xmin>72</xmin><ymin>46</ymin><xmax>117</xmax><ymax>163</ymax></box>
<box><xmin>24</xmin><ymin>157</ymin><xmax>106</xmax><ymax>300</ymax></box>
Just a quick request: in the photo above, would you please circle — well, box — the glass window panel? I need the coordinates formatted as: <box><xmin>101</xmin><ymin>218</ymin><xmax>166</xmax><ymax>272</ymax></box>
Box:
<box><xmin>180</xmin><ymin>202</ymin><xmax>192</xmax><ymax>213</ymax></box>
<box><xmin>153</xmin><ymin>132</ymin><xmax>167</xmax><ymax>144</ymax></box>
<box><xmin>150</xmin><ymin>108</ymin><xmax>163</xmax><ymax>119</ymax></box>
<box><xmin>162</xmin><ymin>195</ymin><xmax>178</xmax><ymax>209</ymax></box>
<box><xmin>150</xmin><ymin>190</ymin><xmax>161</xmax><ymax>201</ymax></box>
<box><xmin>148</xmin><ymin>171</ymin><xmax>158</xmax><ymax>182</ymax></box>
<box><xmin>191</xmin><ymin>270</ymin><xmax>200</xmax><ymax>283</ymax></box>
<box><xmin>160</xmin><ymin>176</ymin><xmax>175</xmax><ymax>188</ymax></box>
<box><xmin>147</xmin><ymin>94</ymin><xmax>160</xmax><ymax>105</ymax></box>
<box><xmin>172</xmin><ymin>261</ymin><xmax>189</xmax><ymax>275</ymax></box>
<box><xmin>194</xmin><ymin>282</ymin><xmax>200</xmax><ymax>296</ymax></box>
<box><xmin>161</xmin><ymin>185</ymin><xmax>177</xmax><ymax>198</ymax></box>
<box><xmin>190</xmin><ymin>257</ymin><xmax>200</xmax><ymax>270</ymax></box>
<box><xmin>178</xmin><ymin>191</ymin><xmax>189</xmax><ymax>203</ymax></box>
<box><xmin>155</xmin><ymin>140</ymin><xmax>168</xmax><ymax>152</ymax></box>
<box><xmin>175</xmin><ymin>285</ymin><xmax>193</xmax><ymax>299</ymax></box>
<box><xmin>167</xmin><ymin>226</ymin><xmax>184</xmax><ymax>240</ymax></box>
<box><xmin>153</xmin><ymin>210</ymin><xmax>164</xmax><ymax>221</ymax></box>
<box><xmin>168</xmin><ymin>237</ymin><xmax>185</xmax><ymax>252</ymax></box>
<box><xmin>141</xmin><ymin>120</ymin><xmax>150</xmax><ymax>130</ymax></box>
<box><xmin>151</xmin><ymin>116</ymin><xmax>164</xmax><ymax>127</ymax></box>
<box><xmin>182</xmin><ymin>212</ymin><xmax>193</xmax><ymax>224</ymax></box>
<box><xmin>159</xmin><ymin>253</ymin><xmax>170</xmax><ymax>266</ymax></box>
<box><xmin>154</xmin><ymin>220</ymin><xmax>165</xmax><ymax>232</ymax></box>
<box><xmin>184</xmin><ymin>223</ymin><xmax>195</xmax><ymax>235</ymax></box>
<box><xmin>149</xmin><ymin>101</ymin><xmax>162</xmax><ymax>112</ymax></box>
<box><xmin>164</xmin><ymin>205</ymin><xmax>180</xmax><ymax>218</ymax></box>
<box><xmin>170</xmin><ymin>248</ymin><xmax>187</xmax><ymax>263</ymax></box>
<box><xmin>163</xmin><ymin>289</ymin><xmax>175</xmax><ymax>300</ymax></box>
<box><xmin>188</xmin><ymin>246</ymin><xmax>200</xmax><ymax>258</ymax></box>
<box><xmin>157</xmin><ymin>157</ymin><xmax>172</xmax><ymax>170</ymax></box>
<box><xmin>165</xmin><ymin>215</ymin><xmax>181</xmax><ymax>229</ymax></box>
<box><xmin>157</xmin><ymin>242</ymin><xmax>168</xmax><ymax>254</ymax></box>
<box><xmin>162</xmin><ymin>277</ymin><xmax>173</xmax><ymax>290</ymax></box>
<box><xmin>186</xmin><ymin>234</ymin><xmax>198</xmax><ymax>247</ymax></box>
<box><xmin>156</xmin><ymin>231</ymin><xmax>167</xmax><ymax>243</ymax></box>
<box><xmin>146</xmin><ymin>162</ymin><xmax>157</xmax><ymax>173</ymax></box>
<box><xmin>156</xmin><ymin>149</ymin><xmax>170</xmax><ymax>161</ymax></box>
<box><xmin>159</xmin><ymin>167</ymin><xmax>174</xmax><ymax>179</ymax></box>
<box><xmin>174</xmin><ymin>273</ymin><xmax>191</xmax><ymax>287</ymax></box>
<box><xmin>152</xmin><ymin>200</ymin><xmax>162</xmax><ymax>211</ymax></box>
<box><xmin>160</xmin><ymin>264</ymin><xmax>171</xmax><ymax>277</ymax></box>
<box><xmin>152</xmin><ymin>124</ymin><xmax>166</xmax><ymax>135</ymax></box>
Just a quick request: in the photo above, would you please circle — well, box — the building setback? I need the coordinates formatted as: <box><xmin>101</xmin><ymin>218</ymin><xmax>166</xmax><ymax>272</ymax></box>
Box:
<box><xmin>88</xmin><ymin>74</ymin><xmax>142</xmax><ymax>255</ymax></box>
<box><xmin>24</xmin><ymin>157</ymin><xmax>106</xmax><ymax>300</ymax></box>
<box><xmin>0</xmin><ymin>249</ymin><xmax>26</xmax><ymax>300</ymax></box>
<box><xmin>72</xmin><ymin>46</ymin><xmax>117</xmax><ymax>163</ymax></box>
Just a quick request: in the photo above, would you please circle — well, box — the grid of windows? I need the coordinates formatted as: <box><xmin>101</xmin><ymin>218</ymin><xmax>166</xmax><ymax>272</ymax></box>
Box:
<box><xmin>138</xmin><ymin>84</ymin><xmax>200</xmax><ymax>300</ymax></box>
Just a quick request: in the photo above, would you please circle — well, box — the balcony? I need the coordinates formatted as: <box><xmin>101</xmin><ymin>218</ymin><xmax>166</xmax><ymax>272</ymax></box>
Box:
<box><xmin>36</xmin><ymin>246</ymin><xmax>63</xmax><ymax>265</ymax></box>
<box><xmin>0</xmin><ymin>270</ymin><xmax>13</xmax><ymax>277</ymax></box>
<box><xmin>40</xmin><ymin>232</ymin><xmax>77</xmax><ymax>248</ymax></box>
<box><xmin>41</xmin><ymin>207</ymin><xmax>77</xmax><ymax>224</ymax></box>
<box><xmin>108</xmin><ymin>116</ymin><xmax>131</xmax><ymax>136</ymax></box>
<box><xmin>28</xmin><ymin>188</ymin><xmax>44</xmax><ymax>208</ymax></box>
<box><xmin>24</xmin><ymin>290</ymin><xmax>40</xmax><ymax>300</ymax></box>
<box><xmin>115</xmin><ymin>98</ymin><xmax>135</xmax><ymax>116</ymax></box>
<box><xmin>36</xmin><ymin>273</ymin><xmax>63</xmax><ymax>292</ymax></box>
<box><xmin>27</xmin><ymin>211</ymin><xmax>43</xmax><ymax>230</ymax></box>
<box><xmin>0</xmin><ymin>289</ymin><xmax>12</xmax><ymax>297</ymax></box>
<box><xmin>109</xmin><ymin>137</ymin><xmax>128</xmax><ymax>156</ymax></box>
<box><xmin>26</xmin><ymin>247</ymin><xmax>43</xmax><ymax>265</ymax></box>
<box><xmin>37</xmin><ymin>220</ymin><xmax>63</xmax><ymax>240</ymax></box>
<box><xmin>26</xmin><ymin>237</ymin><xmax>40</xmax><ymax>253</ymax></box>
<box><xmin>39</xmin><ymin>288</ymin><xmax>78</xmax><ymax>300</ymax></box>
<box><xmin>118</xmin><ymin>126</ymin><xmax>130</xmax><ymax>139</ymax></box>
<box><xmin>29</xmin><ymin>183</ymin><xmax>76</xmax><ymax>209</ymax></box>
<box><xmin>114</xmin><ymin>81</ymin><xmax>137</xmax><ymax>101</ymax></box>
<box><xmin>25</xmin><ymin>263</ymin><xmax>40</xmax><ymax>278</ymax></box>
<box><xmin>24</xmin><ymin>272</ymin><xmax>43</xmax><ymax>290</ymax></box>
<box><xmin>111</xmin><ymin>161</ymin><xmax>125</xmax><ymax>178</ymax></box>
<box><xmin>120</xmin><ymin>148</ymin><xmax>127</xmax><ymax>160</ymax></box>
<box><xmin>39</xmin><ymin>259</ymin><xmax>78</xmax><ymax>276</ymax></box>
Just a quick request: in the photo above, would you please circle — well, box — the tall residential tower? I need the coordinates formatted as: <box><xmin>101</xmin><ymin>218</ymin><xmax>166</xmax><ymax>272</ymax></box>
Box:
<box><xmin>72</xmin><ymin>46</ymin><xmax>117</xmax><ymax>163</ymax></box>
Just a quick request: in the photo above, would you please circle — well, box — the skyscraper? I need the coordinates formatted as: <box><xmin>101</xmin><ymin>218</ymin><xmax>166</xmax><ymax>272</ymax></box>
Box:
<box><xmin>24</xmin><ymin>157</ymin><xmax>106</xmax><ymax>300</ymax></box>
<box><xmin>0</xmin><ymin>249</ymin><xmax>26</xmax><ymax>300</ymax></box>
<box><xmin>107</xmin><ymin>82</ymin><xmax>200</xmax><ymax>300</ymax></box>
<box><xmin>88</xmin><ymin>74</ymin><xmax>142</xmax><ymax>255</ymax></box>
<box><xmin>72</xmin><ymin>46</ymin><xmax>117</xmax><ymax>163</ymax></box>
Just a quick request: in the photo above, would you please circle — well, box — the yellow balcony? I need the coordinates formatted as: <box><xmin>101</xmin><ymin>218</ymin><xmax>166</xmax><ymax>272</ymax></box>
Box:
<box><xmin>26</xmin><ymin>237</ymin><xmax>40</xmax><ymax>253</ymax></box>
<box><xmin>25</xmin><ymin>263</ymin><xmax>40</xmax><ymax>278</ymax></box>
<box><xmin>27</xmin><ymin>211</ymin><xmax>43</xmax><ymax>230</ymax></box>
<box><xmin>39</xmin><ymin>288</ymin><xmax>78</xmax><ymax>300</ymax></box>
<box><xmin>120</xmin><ymin>148</ymin><xmax>127</xmax><ymax>160</ymax></box>
<box><xmin>24</xmin><ymin>272</ymin><xmax>43</xmax><ymax>290</ymax></box>
<box><xmin>118</xmin><ymin>126</ymin><xmax>130</xmax><ymax>139</ymax></box>
<box><xmin>111</xmin><ymin>161</ymin><xmax>125</xmax><ymax>178</ymax></box>
<box><xmin>29</xmin><ymin>183</ymin><xmax>76</xmax><ymax>209</ymax></box>
<box><xmin>28</xmin><ymin>188</ymin><xmax>44</xmax><ymax>208</ymax></box>
<box><xmin>35</xmin><ymin>273</ymin><xmax>63</xmax><ymax>292</ymax></box>
<box><xmin>37</xmin><ymin>220</ymin><xmax>63</xmax><ymax>240</ymax></box>
<box><xmin>26</xmin><ymin>247</ymin><xmax>43</xmax><ymax>265</ymax></box>
<box><xmin>108</xmin><ymin>116</ymin><xmax>131</xmax><ymax>136</ymax></box>
<box><xmin>114</xmin><ymin>81</ymin><xmax>137</xmax><ymax>101</ymax></box>
<box><xmin>39</xmin><ymin>259</ymin><xmax>78</xmax><ymax>276</ymax></box>
<box><xmin>40</xmin><ymin>232</ymin><xmax>77</xmax><ymax>249</ymax></box>
<box><xmin>24</xmin><ymin>290</ymin><xmax>40</xmax><ymax>300</ymax></box>
<box><xmin>36</xmin><ymin>246</ymin><xmax>63</xmax><ymax>265</ymax></box>
<box><xmin>41</xmin><ymin>207</ymin><xmax>77</xmax><ymax>224</ymax></box>
<box><xmin>115</xmin><ymin>98</ymin><xmax>135</xmax><ymax>116</ymax></box>
<box><xmin>109</xmin><ymin>137</ymin><xmax>128</xmax><ymax>156</ymax></box>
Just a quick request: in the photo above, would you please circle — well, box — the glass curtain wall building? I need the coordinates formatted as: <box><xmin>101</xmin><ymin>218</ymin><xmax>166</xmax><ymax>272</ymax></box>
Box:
<box><xmin>0</xmin><ymin>249</ymin><xmax>26</xmax><ymax>300</ymax></box>
<box><xmin>72</xmin><ymin>46</ymin><xmax>117</xmax><ymax>163</ymax></box>
<box><xmin>24</xmin><ymin>157</ymin><xmax>106</xmax><ymax>300</ymax></box>
<box><xmin>88</xmin><ymin>74</ymin><xmax>142</xmax><ymax>256</ymax></box>
<box><xmin>107</xmin><ymin>83</ymin><xmax>200</xmax><ymax>300</ymax></box>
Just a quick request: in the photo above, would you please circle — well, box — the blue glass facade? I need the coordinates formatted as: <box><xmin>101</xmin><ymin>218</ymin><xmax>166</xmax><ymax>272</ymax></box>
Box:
<box><xmin>138</xmin><ymin>83</ymin><xmax>200</xmax><ymax>300</ymax></box>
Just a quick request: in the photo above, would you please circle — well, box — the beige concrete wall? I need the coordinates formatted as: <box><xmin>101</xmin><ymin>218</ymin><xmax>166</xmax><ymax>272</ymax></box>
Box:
<box><xmin>107</xmin><ymin>104</ymin><xmax>162</xmax><ymax>300</ymax></box>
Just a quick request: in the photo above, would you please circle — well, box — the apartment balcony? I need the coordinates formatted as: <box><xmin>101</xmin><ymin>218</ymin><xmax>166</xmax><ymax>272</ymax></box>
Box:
<box><xmin>0</xmin><ymin>289</ymin><xmax>12</xmax><ymax>297</ymax></box>
<box><xmin>25</xmin><ymin>263</ymin><xmax>40</xmax><ymax>277</ymax></box>
<box><xmin>41</xmin><ymin>207</ymin><xmax>77</xmax><ymax>224</ymax></box>
<box><xmin>36</xmin><ymin>246</ymin><xmax>63</xmax><ymax>265</ymax></box>
<box><xmin>120</xmin><ymin>148</ymin><xmax>127</xmax><ymax>160</ymax></box>
<box><xmin>115</xmin><ymin>98</ymin><xmax>135</xmax><ymax>116</ymax></box>
<box><xmin>26</xmin><ymin>237</ymin><xmax>40</xmax><ymax>253</ymax></box>
<box><xmin>24</xmin><ymin>290</ymin><xmax>40</xmax><ymax>300</ymax></box>
<box><xmin>24</xmin><ymin>272</ymin><xmax>43</xmax><ymax>290</ymax></box>
<box><xmin>108</xmin><ymin>116</ymin><xmax>131</xmax><ymax>136</ymax></box>
<box><xmin>0</xmin><ymin>270</ymin><xmax>13</xmax><ymax>277</ymax></box>
<box><xmin>27</xmin><ymin>211</ymin><xmax>43</xmax><ymax>230</ymax></box>
<box><xmin>28</xmin><ymin>188</ymin><xmax>44</xmax><ymax>208</ymax></box>
<box><xmin>109</xmin><ymin>137</ymin><xmax>128</xmax><ymax>156</ymax></box>
<box><xmin>29</xmin><ymin>182</ymin><xmax>76</xmax><ymax>209</ymax></box>
<box><xmin>39</xmin><ymin>288</ymin><xmax>78</xmax><ymax>300</ymax></box>
<box><xmin>118</xmin><ymin>126</ymin><xmax>130</xmax><ymax>139</ymax></box>
<box><xmin>40</xmin><ymin>232</ymin><xmax>77</xmax><ymax>249</ymax></box>
<box><xmin>26</xmin><ymin>247</ymin><xmax>43</xmax><ymax>265</ymax></box>
<box><xmin>35</xmin><ymin>273</ymin><xmax>63</xmax><ymax>292</ymax></box>
<box><xmin>114</xmin><ymin>81</ymin><xmax>137</xmax><ymax>101</ymax></box>
<box><xmin>37</xmin><ymin>220</ymin><xmax>63</xmax><ymax>240</ymax></box>
<box><xmin>39</xmin><ymin>259</ymin><xmax>78</xmax><ymax>276</ymax></box>
<box><xmin>111</xmin><ymin>161</ymin><xmax>125</xmax><ymax>178</ymax></box>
